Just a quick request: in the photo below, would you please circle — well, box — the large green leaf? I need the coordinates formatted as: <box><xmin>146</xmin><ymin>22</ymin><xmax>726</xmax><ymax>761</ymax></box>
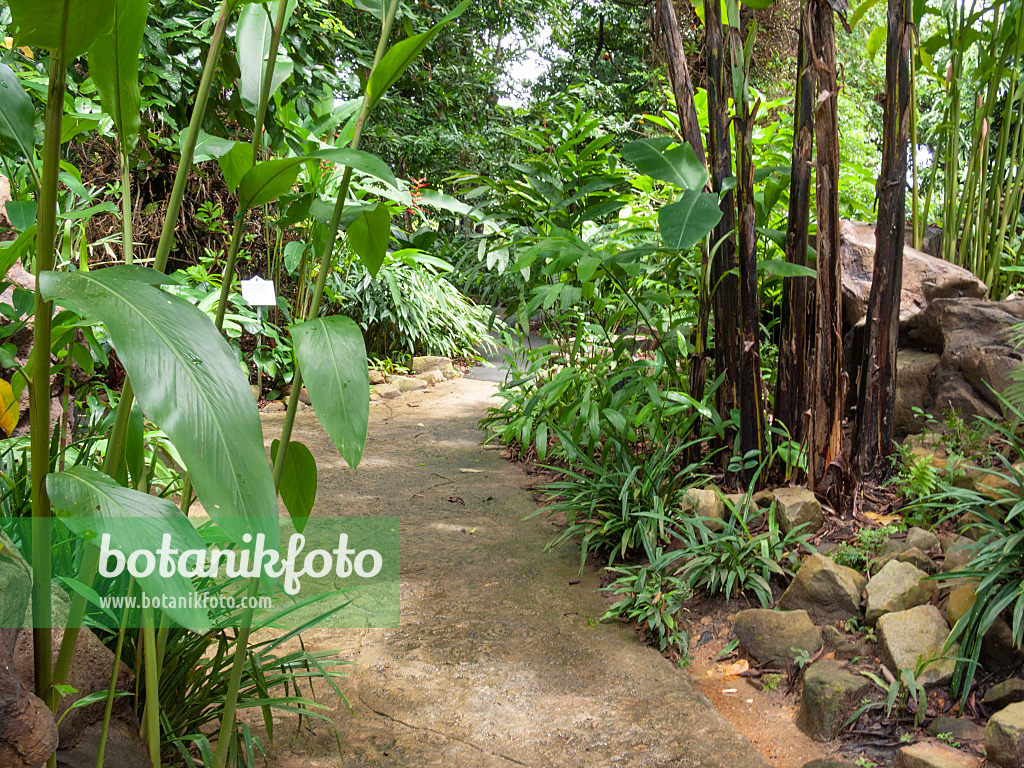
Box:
<box><xmin>658</xmin><ymin>190</ymin><xmax>723</xmax><ymax>251</ymax></box>
<box><xmin>47</xmin><ymin>465</ymin><xmax>212</xmax><ymax>632</ymax></box>
<box><xmin>366</xmin><ymin>0</ymin><xmax>470</xmax><ymax>108</ymax></box>
<box><xmin>8</xmin><ymin>0</ymin><xmax>116</xmax><ymax>59</ymax></box>
<box><xmin>346</xmin><ymin>201</ymin><xmax>391</xmax><ymax>278</ymax></box>
<box><xmin>236</xmin><ymin>1</ymin><xmax>296</xmax><ymax>115</ymax></box>
<box><xmin>270</xmin><ymin>439</ymin><xmax>317</xmax><ymax>533</ymax></box>
<box><xmin>621</xmin><ymin>138</ymin><xmax>708</xmax><ymax>190</ymax></box>
<box><xmin>38</xmin><ymin>267</ymin><xmax>278</xmax><ymax>548</ymax></box>
<box><xmin>218</xmin><ymin>142</ymin><xmax>255</xmax><ymax>192</ymax></box>
<box><xmin>0</xmin><ymin>63</ymin><xmax>36</xmax><ymax>162</ymax></box>
<box><xmin>88</xmin><ymin>0</ymin><xmax>148</xmax><ymax>152</ymax></box>
<box><xmin>289</xmin><ymin>316</ymin><xmax>369</xmax><ymax>469</ymax></box>
<box><xmin>312</xmin><ymin>148</ymin><xmax>397</xmax><ymax>188</ymax></box>
<box><xmin>238</xmin><ymin>158</ymin><xmax>305</xmax><ymax>211</ymax></box>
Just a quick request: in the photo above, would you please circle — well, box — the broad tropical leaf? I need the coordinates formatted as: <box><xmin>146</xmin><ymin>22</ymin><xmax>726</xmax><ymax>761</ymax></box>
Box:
<box><xmin>238</xmin><ymin>158</ymin><xmax>304</xmax><ymax>211</ymax></box>
<box><xmin>658</xmin><ymin>190</ymin><xmax>723</xmax><ymax>252</ymax></box>
<box><xmin>289</xmin><ymin>316</ymin><xmax>369</xmax><ymax>469</ymax></box>
<box><xmin>236</xmin><ymin>1</ymin><xmax>296</xmax><ymax>115</ymax></box>
<box><xmin>88</xmin><ymin>0</ymin><xmax>148</xmax><ymax>152</ymax></box>
<box><xmin>0</xmin><ymin>63</ymin><xmax>36</xmax><ymax>161</ymax></box>
<box><xmin>270</xmin><ymin>439</ymin><xmax>317</xmax><ymax>532</ymax></box>
<box><xmin>47</xmin><ymin>465</ymin><xmax>212</xmax><ymax>632</ymax></box>
<box><xmin>621</xmin><ymin>138</ymin><xmax>708</xmax><ymax>190</ymax></box>
<box><xmin>312</xmin><ymin>148</ymin><xmax>397</xmax><ymax>188</ymax></box>
<box><xmin>38</xmin><ymin>267</ymin><xmax>278</xmax><ymax>548</ymax></box>
<box><xmin>346</xmin><ymin>201</ymin><xmax>391</xmax><ymax>278</ymax></box>
<box><xmin>8</xmin><ymin>0</ymin><xmax>116</xmax><ymax>59</ymax></box>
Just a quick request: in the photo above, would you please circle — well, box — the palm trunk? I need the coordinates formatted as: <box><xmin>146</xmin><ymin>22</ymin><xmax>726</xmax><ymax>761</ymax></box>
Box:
<box><xmin>853</xmin><ymin>0</ymin><xmax>912</xmax><ymax>479</ymax></box>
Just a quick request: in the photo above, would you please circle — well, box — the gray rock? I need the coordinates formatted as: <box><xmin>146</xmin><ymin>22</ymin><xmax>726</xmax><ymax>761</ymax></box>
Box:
<box><xmin>906</xmin><ymin>527</ymin><xmax>941</xmax><ymax>552</ymax></box>
<box><xmin>779</xmin><ymin>554</ymin><xmax>866</xmax><ymax>626</ymax></box>
<box><xmin>941</xmin><ymin>535</ymin><xmax>975</xmax><ymax>573</ymax></box>
<box><xmin>372</xmin><ymin>383</ymin><xmax>402</xmax><ymax>400</ymax></box>
<box><xmin>681</xmin><ymin>488</ymin><xmax>725</xmax><ymax>532</ymax></box>
<box><xmin>368</xmin><ymin>369</ymin><xmax>386</xmax><ymax>385</ymax></box>
<box><xmin>262</xmin><ymin>400</ymin><xmax>286</xmax><ymax>412</ymax></box>
<box><xmin>926</xmin><ymin>716</ymin><xmax>985</xmax><ymax>743</ymax></box>
<box><xmin>412</xmin><ymin>355</ymin><xmax>456</xmax><ymax>379</ymax></box>
<box><xmin>387</xmin><ymin>374</ymin><xmax>428</xmax><ymax>392</ymax></box>
<box><xmin>895</xmin><ymin>741</ymin><xmax>981</xmax><ymax>768</ymax></box>
<box><xmin>877</xmin><ymin>604</ymin><xmax>958</xmax><ymax>686</ymax></box>
<box><xmin>773</xmin><ymin>486</ymin><xmax>824</xmax><ymax>536</ymax></box>
<box><xmin>797</xmin><ymin>660</ymin><xmax>872</xmax><ymax>741</ymax></box>
<box><xmin>985</xmin><ymin>701</ymin><xmax>1024</xmax><ymax>768</ymax></box>
<box><xmin>897</xmin><ymin>350</ymin><xmax>941</xmax><ymax>436</ymax></box>
<box><xmin>865</xmin><ymin>560</ymin><xmax>938</xmax><ymax>625</ymax></box>
<box><xmin>959</xmin><ymin>345</ymin><xmax>1024</xmax><ymax>412</ymax></box>
<box><xmin>733</xmin><ymin>609</ymin><xmax>822</xmax><ymax>665</ymax></box>
<box><xmin>984</xmin><ymin>679</ymin><xmax>1024</xmax><ymax>711</ymax></box>
<box><xmin>417</xmin><ymin>370</ymin><xmax>445</xmax><ymax>386</ymax></box>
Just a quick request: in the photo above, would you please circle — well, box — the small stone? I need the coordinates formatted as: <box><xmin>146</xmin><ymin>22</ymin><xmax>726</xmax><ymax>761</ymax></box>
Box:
<box><xmin>262</xmin><ymin>400</ymin><xmax>286</xmax><ymax>412</ymax></box>
<box><xmin>926</xmin><ymin>716</ymin><xmax>985</xmax><ymax>743</ymax></box>
<box><xmin>906</xmin><ymin>527</ymin><xmax>941</xmax><ymax>552</ymax></box>
<box><xmin>733</xmin><ymin>609</ymin><xmax>822</xmax><ymax>665</ymax></box>
<box><xmin>370</xmin><ymin>393</ymin><xmax>381</xmax><ymax>402</ymax></box>
<box><xmin>984</xmin><ymin>679</ymin><xmax>1024</xmax><ymax>711</ymax></box>
<box><xmin>797</xmin><ymin>660</ymin><xmax>872</xmax><ymax>741</ymax></box>
<box><xmin>412</xmin><ymin>355</ymin><xmax>456</xmax><ymax>379</ymax></box>
<box><xmin>779</xmin><ymin>554</ymin><xmax>866</xmax><ymax>626</ymax></box>
<box><xmin>897</xmin><ymin>547</ymin><xmax>937</xmax><ymax>573</ymax></box>
<box><xmin>387</xmin><ymin>375</ymin><xmax>428</xmax><ymax>392</ymax></box>
<box><xmin>985</xmin><ymin>701</ymin><xmax>1024</xmax><ymax>768</ymax></box>
<box><xmin>821</xmin><ymin>625</ymin><xmax>846</xmax><ymax>649</ymax></box>
<box><xmin>417</xmin><ymin>370</ymin><xmax>445</xmax><ymax>386</ymax></box>
<box><xmin>773</xmin><ymin>486</ymin><xmax>824</xmax><ymax>535</ymax></box>
<box><xmin>369</xmin><ymin>369</ymin><xmax>386</xmax><ymax>385</ymax></box>
<box><xmin>945</xmin><ymin>584</ymin><xmax>978</xmax><ymax>626</ymax></box>
<box><xmin>865</xmin><ymin>560</ymin><xmax>938</xmax><ymax>625</ymax></box>
<box><xmin>834</xmin><ymin>642</ymin><xmax>875</xmax><ymax>661</ymax></box>
<box><xmin>941</xmin><ymin>534</ymin><xmax>975</xmax><ymax>573</ymax></box>
<box><xmin>680</xmin><ymin>488</ymin><xmax>725</xmax><ymax>532</ymax></box>
<box><xmin>372</xmin><ymin>383</ymin><xmax>401</xmax><ymax>400</ymax></box>
<box><xmin>895</xmin><ymin>741</ymin><xmax>980</xmax><ymax>768</ymax></box>
<box><xmin>877</xmin><ymin>604</ymin><xmax>958</xmax><ymax>686</ymax></box>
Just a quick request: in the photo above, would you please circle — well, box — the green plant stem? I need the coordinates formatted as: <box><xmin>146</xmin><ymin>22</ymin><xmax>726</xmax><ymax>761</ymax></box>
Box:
<box><xmin>252</xmin><ymin>0</ymin><xmax>290</xmax><ymax>163</ymax></box>
<box><xmin>141</xmin><ymin>605</ymin><xmax>161</xmax><ymax>768</ymax></box>
<box><xmin>214</xmin><ymin>217</ymin><xmax>247</xmax><ymax>329</ymax></box>
<box><xmin>212</xmin><ymin>6</ymin><xmax>400</xmax><ymax>767</ymax></box>
<box><xmin>153</xmin><ymin>0</ymin><xmax>234</xmax><ymax>274</ymax></box>
<box><xmin>31</xmin><ymin>27</ymin><xmax>71</xmax><ymax>724</ymax></box>
<box><xmin>96</xmin><ymin>579</ymin><xmax>134</xmax><ymax>768</ymax></box>
<box><xmin>120</xmin><ymin>153</ymin><xmax>135</xmax><ymax>265</ymax></box>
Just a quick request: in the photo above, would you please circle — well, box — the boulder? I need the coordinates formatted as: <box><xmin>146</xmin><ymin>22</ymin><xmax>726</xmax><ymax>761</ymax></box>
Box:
<box><xmin>680</xmin><ymin>488</ymin><xmax>725</xmax><ymax>532</ymax></box>
<box><xmin>779</xmin><ymin>554</ymin><xmax>866</xmax><ymax>625</ymax></box>
<box><xmin>412</xmin><ymin>356</ymin><xmax>457</xmax><ymax>379</ymax></box>
<box><xmin>417</xmin><ymin>370</ymin><xmax>445</xmax><ymax>386</ymax></box>
<box><xmin>904</xmin><ymin>222</ymin><xmax>944</xmax><ymax>259</ymax></box>
<box><xmin>906</xmin><ymin>527</ymin><xmax>941</xmax><ymax>552</ymax></box>
<box><xmin>944</xmin><ymin>584</ymin><xmax>977</xmax><ymax>626</ymax></box>
<box><xmin>387</xmin><ymin>374</ymin><xmax>428</xmax><ymax>392</ymax></box>
<box><xmin>985</xmin><ymin>701</ymin><xmax>1024</xmax><ymax>768</ymax></box>
<box><xmin>797</xmin><ymin>660</ymin><xmax>872</xmax><ymax>741</ymax></box>
<box><xmin>368</xmin><ymin>369</ymin><xmax>386</xmax><ymax>385</ymax></box>
<box><xmin>877</xmin><ymin>604</ymin><xmax>958</xmax><ymax>686</ymax></box>
<box><xmin>772</xmin><ymin>486</ymin><xmax>823</xmax><ymax>536</ymax></box>
<box><xmin>959</xmin><ymin>345</ymin><xmax>1024</xmax><ymax>411</ymax></box>
<box><xmin>903</xmin><ymin>298</ymin><xmax>1024</xmax><ymax>355</ymax></box>
<box><xmin>984</xmin><ymin>679</ymin><xmax>1024</xmax><ymax>711</ymax></box>
<box><xmin>978</xmin><ymin>617</ymin><xmax>1024</xmax><ymax>676</ymax></box>
<box><xmin>877</xmin><ymin>547</ymin><xmax>936</xmax><ymax>574</ymax></box>
<box><xmin>865</xmin><ymin>560</ymin><xmax>937</xmax><ymax>625</ymax></box>
<box><xmin>733</xmin><ymin>609</ymin><xmax>822</xmax><ymax>665</ymax></box>
<box><xmin>941</xmin><ymin>535</ymin><xmax>975</xmax><ymax>573</ymax></box>
<box><xmin>894</xmin><ymin>741</ymin><xmax>980</xmax><ymax>768</ymax></box>
<box><xmin>372</xmin><ymin>383</ymin><xmax>401</xmax><ymax>400</ymax></box>
<box><xmin>262</xmin><ymin>400</ymin><xmax>286</xmax><ymax>412</ymax></box>
<box><xmin>840</xmin><ymin>220</ymin><xmax>986</xmax><ymax>329</ymax></box>
<box><xmin>926</xmin><ymin>716</ymin><xmax>985</xmax><ymax>743</ymax></box>
<box><xmin>896</xmin><ymin>350</ymin><xmax>941</xmax><ymax>435</ymax></box>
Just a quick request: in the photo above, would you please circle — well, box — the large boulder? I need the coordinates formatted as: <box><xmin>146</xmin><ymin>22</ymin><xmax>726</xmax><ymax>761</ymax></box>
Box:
<box><xmin>877</xmin><ymin>604</ymin><xmax>958</xmax><ymax>686</ymax></box>
<box><xmin>865</xmin><ymin>560</ymin><xmax>938</xmax><ymax>625</ymax></box>
<box><xmin>840</xmin><ymin>220</ymin><xmax>987</xmax><ymax>329</ymax></box>
<box><xmin>680</xmin><ymin>487</ymin><xmax>726</xmax><ymax>532</ymax></box>
<box><xmin>733</xmin><ymin>609</ymin><xmax>822</xmax><ymax>665</ymax></box>
<box><xmin>984</xmin><ymin>679</ymin><xmax>1024</xmax><ymax>711</ymax></box>
<box><xmin>772</xmin><ymin>486</ymin><xmax>824</xmax><ymax>536</ymax></box>
<box><xmin>797</xmin><ymin>660</ymin><xmax>872</xmax><ymax>741</ymax></box>
<box><xmin>896</xmin><ymin>350</ymin><xmax>941</xmax><ymax>435</ymax></box>
<box><xmin>985</xmin><ymin>702</ymin><xmax>1024</xmax><ymax>768</ymax></box>
<box><xmin>779</xmin><ymin>554</ymin><xmax>866</xmax><ymax>626</ymax></box>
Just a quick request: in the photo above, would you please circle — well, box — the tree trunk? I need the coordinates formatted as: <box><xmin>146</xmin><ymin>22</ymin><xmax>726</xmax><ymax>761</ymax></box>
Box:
<box><xmin>806</xmin><ymin>0</ymin><xmax>845</xmax><ymax>491</ymax></box>
<box><xmin>706</xmin><ymin>0</ymin><xmax>740</xmax><ymax>453</ymax></box>
<box><xmin>728</xmin><ymin>12</ymin><xmax>766</xmax><ymax>484</ymax></box>
<box><xmin>853</xmin><ymin>0</ymin><xmax>912</xmax><ymax>479</ymax></box>
<box><xmin>656</xmin><ymin>0</ymin><xmax>712</xmax><ymax>406</ymax></box>
<box><xmin>773</xmin><ymin>14</ymin><xmax>816</xmax><ymax>446</ymax></box>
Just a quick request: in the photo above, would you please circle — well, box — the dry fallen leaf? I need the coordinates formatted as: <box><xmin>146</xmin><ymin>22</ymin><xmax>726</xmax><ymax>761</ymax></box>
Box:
<box><xmin>0</xmin><ymin>380</ymin><xmax>19</xmax><ymax>437</ymax></box>
<box><xmin>722</xmin><ymin>659</ymin><xmax>749</xmax><ymax>679</ymax></box>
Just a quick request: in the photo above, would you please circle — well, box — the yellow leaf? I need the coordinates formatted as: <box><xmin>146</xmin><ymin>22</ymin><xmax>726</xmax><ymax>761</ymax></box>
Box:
<box><xmin>0</xmin><ymin>380</ymin><xmax>19</xmax><ymax>436</ymax></box>
<box><xmin>2</xmin><ymin>37</ymin><xmax>34</xmax><ymax>59</ymax></box>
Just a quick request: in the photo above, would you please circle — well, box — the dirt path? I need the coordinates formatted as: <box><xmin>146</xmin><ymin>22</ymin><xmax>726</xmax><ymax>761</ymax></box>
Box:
<box><xmin>261</xmin><ymin>378</ymin><xmax>770</xmax><ymax>768</ymax></box>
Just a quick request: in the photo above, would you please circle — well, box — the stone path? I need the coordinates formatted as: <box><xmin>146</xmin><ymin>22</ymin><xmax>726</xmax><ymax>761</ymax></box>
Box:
<box><xmin>263</xmin><ymin>378</ymin><xmax>768</xmax><ymax>768</ymax></box>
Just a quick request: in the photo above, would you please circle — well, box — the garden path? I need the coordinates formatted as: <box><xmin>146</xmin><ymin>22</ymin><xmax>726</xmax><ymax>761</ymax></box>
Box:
<box><xmin>261</xmin><ymin>378</ymin><xmax>769</xmax><ymax>768</ymax></box>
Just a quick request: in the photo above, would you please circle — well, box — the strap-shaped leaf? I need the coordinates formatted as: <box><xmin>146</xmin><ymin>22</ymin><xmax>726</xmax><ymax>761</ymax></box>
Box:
<box><xmin>346</xmin><ymin>201</ymin><xmax>391</xmax><ymax>278</ymax></box>
<box><xmin>0</xmin><ymin>63</ymin><xmax>36</xmax><ymax>161</ymax></box>
<box><xmin>366</xmin><ymin>0</ymin><xmax>470</xmax><ymax>108</ymax></box>
<box><xmin>270</xmin><ymin>439</ymin><xmax>316</xmax><ymax>533</ymax></box>
<box><xmin>311</xmin><ymin>148</ymin><xmax>397</xmax><ymax>188</ymax></box>
<box><xmin>88</xmin><ymin>0</ymin><xmax>148</xmax><ymax>152</ymax></box>
<box><xmin>38</xmin><ymin>266</ymin><xmax>278</xmax><ymax>548</ymax></box>
<box><xmin>8</xmin><ymin>0</ymin><xmax>116</xmax><ymax>59</ymax></box>
<box><xmin>621</xmin><ymin>138</ymin><xmax>708</xmax><ymax>190</ymax></box>
<box><xmin>289</xmin><ymin>316</ymin><xmax>369</xmax><ymax>469</ymax></box>
<box><xmin>236</xmin><ymin>0</ymin><xmax>296</xmax><ymax>115</ymax></box>
<box><xmin>658</xmin><ymin>190</ymin><xmax>723</xmax><ymax>252</ymax></box>
<box><xmin>47</xmin><ymin>465</ymin><xmax>212</xmax><ymax>632</ymax></box>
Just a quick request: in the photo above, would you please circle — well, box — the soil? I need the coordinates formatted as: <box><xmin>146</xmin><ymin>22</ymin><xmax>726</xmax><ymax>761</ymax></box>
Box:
<box><xmin>255</xmin><ymin>377</ymin><xmax>772</xmax><ymax>768</ymax></box>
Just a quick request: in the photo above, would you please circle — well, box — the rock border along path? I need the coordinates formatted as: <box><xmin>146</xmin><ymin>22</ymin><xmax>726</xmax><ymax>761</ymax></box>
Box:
<box><xmin>263</xmin><ymin>377</ymin><xmax>768</xmax><ymax>768</ymax></box>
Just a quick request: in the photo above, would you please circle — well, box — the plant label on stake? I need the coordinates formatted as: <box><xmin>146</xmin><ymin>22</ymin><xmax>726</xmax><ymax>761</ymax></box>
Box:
<box><xmin>240</xmin><ymin>276</ymin><xmax>278</xmax><ymax>391</ymax></box>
